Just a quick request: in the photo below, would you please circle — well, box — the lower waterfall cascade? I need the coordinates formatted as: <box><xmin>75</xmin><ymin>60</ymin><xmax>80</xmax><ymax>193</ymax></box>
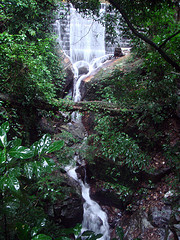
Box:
<box><xmin>57</xmin><ymin>4</ymin><xmax>118</xmax><ymax>239</ymax></box>
<box><xmin>66</xmin><ymin>157</ymin><xmax>110</xmax><ymax>240</ymax></box>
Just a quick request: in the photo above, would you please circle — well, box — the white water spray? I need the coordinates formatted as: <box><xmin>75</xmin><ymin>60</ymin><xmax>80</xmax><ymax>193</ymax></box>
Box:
<box><xmin>66</xmin><ymin>160</ymin><xmax>110</xmax><ymax>240</ymax></box>
<box><xmin>70</xmin><ymin>6</ymin><xmax>105</xmax><ymax>63</ymax></box>
<box><xmin>57</xmin><ymin>4</ymin><xmax>111</xmax><ymax>239</ymax></box>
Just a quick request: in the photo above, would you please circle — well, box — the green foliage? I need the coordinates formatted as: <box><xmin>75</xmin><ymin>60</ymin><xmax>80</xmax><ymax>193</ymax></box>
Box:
<box><xmin>92</xmin><ymin>115</ymin><xmax>149</xmax><ymax>172</ymax></box>
<box><xmin>0</xmin><ymin>0</ymin><xmax>65</xmax><ymax>105</ymax></box>
<box><xmin>0</xmin><ymin>121</ymin><xmax>64</xmax><ymax>191</ymax></box>
<box><xmin>0</xmin><ymin>121</ymin><xmax>64</xmax><ymax>239</ymax></box>
<box><xmin>59</xmin><ymin>224</ymin><xmax>103</xmax><ymax>240</ymax></box>
<box><xmin>0</xmin><ymin>0</ymin><xmax>66</xmax><ymax>144</ymax></box>
<box><xmin>104</xmin><ymin>182</ymin><xmax>133</xmax><ymax>202</ymax></box>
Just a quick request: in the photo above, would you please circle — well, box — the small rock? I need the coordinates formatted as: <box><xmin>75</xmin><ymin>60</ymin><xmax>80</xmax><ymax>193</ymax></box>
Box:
<box><xmin>149</xmin><ymin>206</ymin><xmax>172</xmax><ymax>228</ymax></box>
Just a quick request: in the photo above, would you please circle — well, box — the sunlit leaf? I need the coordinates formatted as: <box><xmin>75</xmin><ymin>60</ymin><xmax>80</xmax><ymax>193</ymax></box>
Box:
<box><xmin>1</xmin><ymin>121</ymin><xmax>9</xmax><ymax>133</ymax></box>
<box><xmin>6</xmin><ymin>174</ymin><xmax>20</xmax><ymax>191</ymax></box>
<box><xmin>8</xmin><ymin>137</ymin><xmax>22</xmax><ymax>148</ymax></box>
<box><xmin>24</xmin><ymin>162</ymin><xmax>34</xmax><ymax>179</ymax></box>
<box><xmin>32</xmin><ymin>134</ymin><xmax>51</xmax><ymax>157</ymax></box>
<box><xmin>32</xmin><ymin>234</ymin><xmax>52</xmax><ymax>240</ymax></box>
<box><xmin>46</xmin><ymin>140</ymin><xmax>64</xmax><ymax>153</ymax></box>
<box><xmin>9</xmin><ymin>146</ymin><xmax>34</xmax><ymax>159</ymax></box>
<box><xmin>0</xmin><ymin>122</ymin><xmax>9</xmax><ymax>147</ymax></box>
<box><xmin>0</xmin><ymin>148</ymin><xmax>6</xmax><ymax>164</ymax></box>
<box><xmin>33</xmin><ymin>161</ymin><xmax>43</xmax><ymax>177</ymax></box>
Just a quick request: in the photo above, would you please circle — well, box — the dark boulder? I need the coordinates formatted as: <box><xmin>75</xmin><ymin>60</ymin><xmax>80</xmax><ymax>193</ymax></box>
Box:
<box><xmin>46</xmin><ymin>194</ymin><xmax>83</xmax><ymax>228</ymax></box>
<box><xmin>73</xmin><ymin>61</ymin><xmax>90</xmax><ymax>75</ymax></box>
<box><xmin>53</xmin><ymin>197</ymin><xmax>83</xmax><ymax>228</ymax></box>
<box><xmin>114</xmin><ymin>47</ymin><xmax>124</xmax><ymax>58</ymax></box>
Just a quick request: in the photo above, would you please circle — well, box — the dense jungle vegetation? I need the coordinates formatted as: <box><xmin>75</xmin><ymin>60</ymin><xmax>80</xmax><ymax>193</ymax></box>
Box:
<box><xmin>0</xmin><ymin>0</ymin><xmax>179</xmax><ymax>239</ymax></box>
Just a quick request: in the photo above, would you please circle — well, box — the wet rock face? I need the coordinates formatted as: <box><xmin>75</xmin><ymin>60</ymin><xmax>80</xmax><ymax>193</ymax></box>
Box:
<box><xmin>47</xmin><ymin>195</ymin><xmax>84</xmax><ymax>228</ymax></box>
<box><xmin>73</xmin><ymin>60</ymin><xmax>90</xmax><ymax>75</ymax></box>
<box><xmin>114</xmin><ymin>47</ymin><xmax>124</xmax><ymax>58</ymax></box>
<box><xmin>148</xmin><ymin>206</ymin><xmax>172</xmax><ymax>228</ymax></box>
<box><xmin>90</xmin><ymin>188</ymin><xmax>124</xmax><ymax>209</ymax></box>
<box><xmin>76</xmin><ymin>165</ymin><xmax>86</xmax><ymax>182</ymax></box>
<box><xmin>122</xmin><ymin>205</ymin><xmax>180</xmax><ymax>240</ymax></box>
<box><xmin>57</xmin><ymin>49</ymin><xmax>74</xmax><ymax>95</ymax></box>
<box><xmin>54</xmin><ymin>197</ymin><xmax>83</xmax><ymax>228</ymax></box>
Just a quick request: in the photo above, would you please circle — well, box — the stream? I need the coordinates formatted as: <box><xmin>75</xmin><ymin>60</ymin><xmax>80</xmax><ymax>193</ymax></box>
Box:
<box><xmin>55</xmin><ymin>3</ymin><xmax>113</xmax><ymax>239</ymax></box>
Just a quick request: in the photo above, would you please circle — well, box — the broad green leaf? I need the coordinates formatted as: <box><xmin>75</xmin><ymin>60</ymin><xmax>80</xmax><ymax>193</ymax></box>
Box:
<box><xmin>82</xmin><ymin>231</ymin><xmax>94</xmax><ymax>236</ymax></box>
<box><xmin>8</xmin><ymin>137</ymin><xmax>22</xmax><ymax>148</ymax></box>
<box><xmin>32</xmin><ymin>234</ymin><xmax>52</xmax><ymax>240</ymax></box>
<box><xmin>45</xmin><ymin>158</ymin><xmax>55</xmax><ymax>167</ymax></box>
<box><xmin>9</xmin><ymin>146</ymin><xmax>34</xmax><ymax>159</ymax></box>
<box><xmin>0</xmin><ymin>122</ymin><xmax>9</xmax><ymax>147</ymax></box>
<box><xmin>0</xmin><ymin>148</ymin><xmax>6</xmax><ymax>164</ymax></box>
<box><xmin>30</xmin><ymin>142</ymin><xmax>38</xmax><ymax>157</ymax></box>
<box><xmin>24</xmin><ymin>162</ymin><xmax>34</xmax><ymax>179</ymax></box>
<box><xmin>46</xmin><ymin>140</ymin><xmax>64</xmax><ymax>153</ymax></box>
<box><xmin>72</xmin><ymin>223</ymin><xmax>82</xmax><ymax>235</ymax></box>
<box><xmin>0</xmin><ymin>121</ymin><xmax>9</xmax><ymax>133</ymax></box>
<box><xmin>0</xmin><ymin>174</ymin><xmax>7</xmax><ymax>191</ymax></box>
<box><xmin>33</xmin><ymin>161</ymin><xmax>43</xmax><ymax>177</ymax></box>
<box><xmin>41</xmin><ymin>158</ymin><xmax>54</xmax><ymax>173</ymax></box>
<box><xmin>9</xmin><ymin>167</ymin><xmax>21</xmax><ymax>178</ymax></box>
<box><xmin>0</xmin><ymin>132</ymin><xmax>7</xmax><ymax>147</ymax></box>
<box><xmin>94</xmin><ymin>234</ymin><xmax>103</xmax><ymax>239</ymax></box>
<box><xmin>31</xmin><ymin>134</ymin><xmax>51</xmax><ymax>157</ymax></box>
<box><xmin>6</xmin><ymin>174</ymin><xmax>20</xmax><ymax>191</ymax></box>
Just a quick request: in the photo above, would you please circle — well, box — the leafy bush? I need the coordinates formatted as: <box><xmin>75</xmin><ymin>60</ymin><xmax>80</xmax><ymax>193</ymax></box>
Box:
<box><xmin>91</xmin><ymin>115</ymin><xmax>149</xmax><ymax>172</ymax></box>
<box><xmin>0</xmin><ymin>121</ymin><xmax>64</xmax><ymax>239</ymax></box>
<box><xmin>0</xmin><ymin>0</ymin><xmax>66</xmax><ymax>104</ymax></box>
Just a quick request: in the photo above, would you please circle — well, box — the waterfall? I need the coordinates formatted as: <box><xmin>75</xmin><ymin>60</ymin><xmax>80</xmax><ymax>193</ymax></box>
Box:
<box><xmin>66</xmin><ymin>158</ymin><xmax>110</xmax><ymax>240</ymax></box>
<box><xmin>70</xmin><ymin>6</ymin><xmax>105</xmax><ymax>63</ymax></box>
<box><xmin>55</xmin><ymin>4</ymin><xmax>111</xmax><ymax>239</ymax></box>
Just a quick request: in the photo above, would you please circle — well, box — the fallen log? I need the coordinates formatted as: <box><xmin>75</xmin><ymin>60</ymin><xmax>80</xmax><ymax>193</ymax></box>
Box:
<box><xmin>0</xmin><ymin>93</ymin><xmax>130</xmax><ymax>116</ymax></box>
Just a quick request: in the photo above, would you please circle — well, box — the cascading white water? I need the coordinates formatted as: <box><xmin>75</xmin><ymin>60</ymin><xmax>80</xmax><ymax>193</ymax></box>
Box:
<box><xmin>66</xmin><ymin>159</ymin><xmax>110</xmax><ymax>240</ymax></box>
<box><xmin>56</xmin><ymin>4</ymin><xmax>111</xmax><ymax>239</ymax></box>
<box><xmin>70</xmin><ymin>6</ymin><xmax>105</xmax><ymax>63</ymax></box>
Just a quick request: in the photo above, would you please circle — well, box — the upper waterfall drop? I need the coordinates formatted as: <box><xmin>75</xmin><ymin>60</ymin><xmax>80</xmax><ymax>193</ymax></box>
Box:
<box><xmin>70</xmin><ymin>5</ymin><xmax>106</xmax><ymax>63</ymax></box>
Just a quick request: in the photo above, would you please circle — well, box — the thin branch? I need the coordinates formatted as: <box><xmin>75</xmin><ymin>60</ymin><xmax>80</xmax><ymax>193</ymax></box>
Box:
<box><xmin>171</xmin><ymin>71</ymin><xmax>180</xmax><ymax>76</ymax></box>
<box><xmin>71</xmin><ymin>21</ymin><xmax>94</xmax><ymax>45</ymax></box>
<box><xmin>159</xmin><ymin>30</ymin><xmax>180</xmax><ymax>49</ymax></box>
